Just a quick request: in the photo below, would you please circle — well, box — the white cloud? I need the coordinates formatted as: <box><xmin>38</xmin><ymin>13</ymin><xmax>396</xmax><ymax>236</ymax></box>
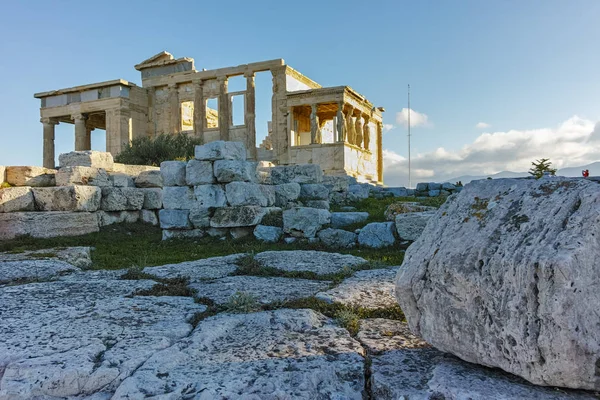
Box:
<box><xmin>384</xmin><ymin>116</ymin><xmax>600</xmax><ymax>187</ymax></box>
<box><xmin>383</xmin><ymin>124</ymin><xmax>394</xmax><ymax>132</ymax></box>
<box><xmin>395</xmin><ymin>108</ymin><xmax>431</xmax><ymax>128</ymax></box>
<box><xmin>476</xmin><ymin>122</ymin><xmax>491</xmax><ymax>129</ymax></box>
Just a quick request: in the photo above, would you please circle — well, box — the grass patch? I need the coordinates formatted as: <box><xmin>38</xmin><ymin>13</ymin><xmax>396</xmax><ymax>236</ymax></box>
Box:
<box><xmin>234</xmin><ymin>255</ymin><xmax>397</xmax><ymax>285</ymax></box>
<box><xmin>121</xmin><ymin>267</ymin><xmax>196</xmax><ymax>297</ymax></box>
<box><xmin>0</xmin><ymin>222</ymin><xmax>405</xmax><ymax>270</ymax></box>
<box><xmin>222</xmin><ymin>291</ymin><xmax>262</xmax><ymax>313</ymax></box>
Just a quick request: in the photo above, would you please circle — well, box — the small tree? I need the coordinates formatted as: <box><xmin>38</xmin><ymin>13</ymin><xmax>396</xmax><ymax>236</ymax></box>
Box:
<box><xmin>528</xmin><ymin>158</ymin><xmax>557</xmax><ymax>179</ymax></box>
<box><xmin>115</xmin><ymin>133</ymin><xmax>203</xmax><ymax>166</ymax></box>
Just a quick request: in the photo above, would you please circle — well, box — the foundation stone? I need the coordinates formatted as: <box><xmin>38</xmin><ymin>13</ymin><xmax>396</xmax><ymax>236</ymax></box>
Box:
<box><xmin>6</xmin><ymin>166</ymin><xmax>56</xmax><ymax>187</ymax></box>
<box><xmin>58</xmin><ymin>150</ymin><xmax>114</xmax><ymax>170</ymax></box>
<box><xmin>0</xmin><ymin>187</ymin><xmax>35</xmax><ymax>213</ymax></box>
<box><xmin>32</xmin><ymin>186</ymin><xmax>101</xmax><ymax>212</ymax></box>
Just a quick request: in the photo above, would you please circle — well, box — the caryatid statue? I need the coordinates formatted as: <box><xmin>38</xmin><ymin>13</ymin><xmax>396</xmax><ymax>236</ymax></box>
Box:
<box><xmin>345</xmin><ymin>107</ymin><xmax>355</xmax><ymax>145</ymax></box>
<box><xmin>363</xmin><ymin>115</ymin><xmax>370</xmax><ymax>149</ymax></box>
<box><xmin>354</xmin><ymin>112</ymin><xmax>363</xmax><ymax>148</ymax></box>
<box><xmin>336</xmin><ymin>103</ymin><xmax>346</xmax><ymax>142</ymax></box>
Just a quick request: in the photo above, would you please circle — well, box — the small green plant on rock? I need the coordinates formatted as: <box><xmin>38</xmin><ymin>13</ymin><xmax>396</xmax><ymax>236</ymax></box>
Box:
<box><xmin>334</xmin><ymin>309</ymin><xmax>361</xmax><ymax>336</ymax></box>
<box><xmin>223</xmin><ymin>291</ymin><xmax>261</xmax><ymax>313</ymax></box>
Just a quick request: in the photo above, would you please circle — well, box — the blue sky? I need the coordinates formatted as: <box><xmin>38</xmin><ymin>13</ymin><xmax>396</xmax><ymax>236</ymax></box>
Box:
<box><xmin>1</xmin><ymin>0</ymin><xmax>599</xmax><ymax>186</ymax></box>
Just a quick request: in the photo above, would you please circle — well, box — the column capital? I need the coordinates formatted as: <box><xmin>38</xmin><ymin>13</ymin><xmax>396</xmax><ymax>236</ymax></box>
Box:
<box><xmin>72</xmin><ymin>113</ymin><xmax>87</xmax><ymax>121</ymax></box>
<box><xmin>216</xmin><ymin>75</ymin><xmax>228</xmax><ymax>83</ymax></box>
<box><xmin>40</xmin><ymin>117</ymin><xmax>59</xmax><ymax>125</ymax></box>
<box><xmin>192</xmin><ymin>79</ymin><xmax>204</xmax><ymax>86</ymax></box>
<box><xmin>244</xmin><ymin>71</ymin><xmax>255</xmax><ymax>78</ymax></box>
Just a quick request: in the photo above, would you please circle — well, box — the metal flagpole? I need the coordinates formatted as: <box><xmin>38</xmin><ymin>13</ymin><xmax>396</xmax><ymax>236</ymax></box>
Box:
<box><xmin>408</xmin><ymin>84</ymin><xmax>411</xmax><ymax>189</ymax></box>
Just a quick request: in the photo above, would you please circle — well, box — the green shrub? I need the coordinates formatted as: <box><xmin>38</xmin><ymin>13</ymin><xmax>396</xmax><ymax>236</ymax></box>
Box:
<box><xmin>334</xmin><ymin>309</ymin><xmax>361</xmax><ymax>336</ymax></box>
<box><xmin>223</xmin><ymin>291</ymin><xmax>261</xmax><ymax>313</ymax></box>
<box><xmin>115</xmin><ymin>133</ymin><xmax>203</xmax><ymax>166</ymax></box>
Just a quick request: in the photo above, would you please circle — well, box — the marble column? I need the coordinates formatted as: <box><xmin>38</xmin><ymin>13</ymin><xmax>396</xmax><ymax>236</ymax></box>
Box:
<box><xmin>310</xmin><ymin>104</ymin><xmax>320</xmax><ymax>144</ymax></box>
<box><xmin>42</xmin><ymin>117</ymin><xmax>58</xmax><ymax>169</ymax></box>
<box><xmin>168</xmin><ymin>83</ymin><xmax>180</xmax><ymax>134</ymax></box>
<box><xmin>193</xmin><ymin>80</ymin><xmax>205</xmax><ymax>141</ymax></box>
<box><xmin>73</xmin><ymin>113</ymin><xmax>87</xmax><ymax>151</ymax></box>
<box><xmin>106</xmin><ymin>108</ymin><xmax>132</xmax><ymax>156</ymax></box>
<box><xmin>217</xmin><ymin>76</ymin><xmax>230</xmax><ymax>141</ymax></box>
<box><xmin>245</xmin><ymin>72</ymin><xmax>257</xmax><ymax>160</ymax></box>
<box><xmin>336</xmin><ymin>102</ymin><xmax>346</xmax><ymax>142</ymax></box>
<box><xmin>377</xmin><ymin>122</ymin><xmax>383</xmax><ymax>183</ymax></box>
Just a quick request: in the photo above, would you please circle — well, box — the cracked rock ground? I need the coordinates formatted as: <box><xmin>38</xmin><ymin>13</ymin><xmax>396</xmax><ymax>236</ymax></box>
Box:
<box><xmin>0</xmin><ymin>249</ymin><xmax>597</xmax><ymax>399</ymax></box>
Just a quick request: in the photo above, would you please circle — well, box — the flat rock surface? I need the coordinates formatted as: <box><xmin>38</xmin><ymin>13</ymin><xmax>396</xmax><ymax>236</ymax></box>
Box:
<box><xmin>143</xmin><ymin>254</ymin><xmax>245</xmax><ymax>281</ymax></box>
<box><xmin>254</xmin><ymin>250</ymin><xmax>366</xmax><ymax>275</ymax></box>
<box><xmin>371</xmin><ymin>350</ymin><xmax>598</xmax><ymax>400</ymax></box>
<box><xmin>316</xmin><ymin>268</ymin><xmax>398</xmax><ymax>309</ymax></box>
<box><xmin>112</xmin><ymin>309</ymin><xmax>366</xmax><ymax>399</ymax></box>
<box><xmin>0</xmin><ymin>246</ymin><xmax>93</xmax><ymax>269</ymax></box>
<box><xmin>356</xmin><ymin>318</ymin><xmax>429</xmax><ymax>354</ymax></box>
<box><xmin>0</xmin><ymin>259</ymin><xmax>80</xmax><ymax>285</ymax></box>
<box><xmin>0</xmin><ymin>271</ymin><xmax>205</xmax><ymax>399</ymax></box>
<box><xmin>191</xmin><ymin>275</ymin><xmax>331</xmax><ymax>305</ymax></box>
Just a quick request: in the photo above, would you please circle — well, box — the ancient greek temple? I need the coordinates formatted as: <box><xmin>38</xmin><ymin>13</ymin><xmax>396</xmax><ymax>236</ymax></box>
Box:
<box><xmin>34</xmin><ymin>52</ymin><xmax>384</xmax><ymax>184</ymax></box>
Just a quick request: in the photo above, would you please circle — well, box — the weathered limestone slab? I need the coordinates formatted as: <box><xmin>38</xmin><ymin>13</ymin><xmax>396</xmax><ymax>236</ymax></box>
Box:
<box><xmin>55</xmin><ymin>166</ymin><xmax>111</xmax><ymax>187</ymax></box>
<box><xmin>396</xmin><ymin>177</ymin><xmax>600</xmax><ymax>390</ymax></box>
<box><xmin>96</xmin><ymin>210</ymin><xmax>140</xmax><ymax>226</ymax></box>
<box><xmin>225</xmin><ymin>182</ymin><xmax>269</xmax><ymax>206</ymax></box>
<box><xmin>210</xmin><ymin>206</ymin><xmax>267</xmax><ymax>228</ymax></box>
<box><xmin>317</xmin><ymin>227</ymin><xmax>357</xmax><ymax>248</ymax></box>
<box><xmin>274</xmin><ymin>182</ymin><xmax>301</xmax><ymax>207</ymax></box>
<box><xmin>193</xmin><ymin>184</ymin><xmax>227</xmax><ymax>208</ymax></box>
<box><xmin>323</xmin><ymin>175</ymin><xmax>350</xmax><ymax>192</ymax></box>
<box><xmin>270</xmin><ymin>164</ymin><xmax>323</xmax><ymax>185</ymax></box>
<box><xmin>259</xmin><ymin>184</ymin><xmax>276</xmax><ymax>206</ymax></box>
<box><xmin>0</xmin><ymin>259</ymin><xmax>80</xmax><ymax>285</ymax></box>
<box><xmin>108</xmin><ymin>172</ymin><xmax>135</xmax><ymax>187</ymax></box>
<box><xmin>59</xmin><ymin>150</ymin><xmax>114</xmax><ymax>170</ymax></box>
<box><xmin>191</xmin><ymin>276</ymin><xmax>331</xmax><ymax>305</ymax></box>
<box><xmin>111</xmin><ymin>163</ymin><xmax>159</xmax><ymax>176</ymax></box>
<box><xmin>188</xmin><ymin>205</ymin><xmax>212</xmax><ymax>228</ymax></box>
<box><xmin>0</xmin><ymin>247</ymin><xmax>93</xmax><ymax>269</ymax></box>
<box><xmin>112</xmin><ymin>309</ymin><xmax>365</xmax><ymax>399</ymax></box>
<box><xmin>6</xmin><ymin>166</ymin><xmax>56</xmax><ymax>187</ymax></box>
<box><xmin>194</xmin><ymin>140</ymin><xmax>246</xmax><ymax>161</ymax></box>
<box><xmin>158</xmin><ymin>209</ymin><xmax>191</xmax><ymax>230</ymax></box>
<box><xmin>32</xmin><ymin>186</ymin><xmax>101</xmax><ymax>212</ymax></box>
<box><xmin>0</xmin><ymin>212</ymin><xmax>99</xmax><ymax>240</ymax></box>
<box><xmin>142</xmin><ymin>254</ymin><xmax>244</xmax><ymax>281</ymax></box>
<box><xmin>134</xmin><ymin>170</ymin><xmax>163</xmax><ymax>188</ymax></box>
<box><xmin>100</xmin><ymin>187</ymin><xmax>145</xmax><ymax>211</ymax></box>
<box><xmin>0</xmin><ymin>166</ymin><xmax>5</xmax><ymax>183</ymax></box>
<box><xmin>283</xmin><ymin>207</ymin><xmax>330</xmax><ymax>238</ymax></box>
<box><xmin>140</xmin><ymin>209</ymin><xmax>159</xmax><ymax>225</ymax></box>
<box><xmin>254</xmin><ymin>250</ymin><xmax>366</xmax><ymax>275</ymax></box>
<box><xmin>160</xmin><ymin>161</ymin><xmax>186</xmax><ymax>186</ymax></box>
<box><xmin>395</xmin><ymin>210</ymin><xmax>436</xmax><ymax>241</ymax></box>
<box><xmin>0</xmin><ymin>187</ymin><xmax>35</xmax><ymax>213</ymax></box>
<box><xmin>358</xmin><ymin>222</ymin><xmax>397</xmax><ymax>248</ymax></box>
<box><xmin>306</xmin><ymin>199</ymin><xmax>330</xmax><ymax>209</ymax></box>
<box><xmin>356</xmin><ymin>318</ymin><xmax>429</xmax><ymax>355</ymax></box>
<box><xmin>384</xmin><ymin>202</ymin><xmax>437</xmax><ymax>221</ymax></box>
<box><xmin>161</xmin><ymin>186</ymin><xmax>195</xmax><ymax>210</ymax></box>
<box><xmin>316</xmin><ymin>268</ymin><xmax>398</xmax><ymax>309</ymax></box>
<box><xmin>162</xmin><ymin>229</ymin><xmax>204</xmax><ymax>240</ymax></box>
<box><xmin>299</xmin><ymin>183</ymin><xmax>329</xmax><ymax>200</ymax></box>
<box><xmin>330</xmin><ymin>211</ymin><xmax>369</xmax><ymax>228</ymax></box>
<box><xmin>0</xmin><ymin>276</ymin><xmax>204</xmax><ymax>398</ymax></box>
<box><xmin>185</xmin><ymin>159</ymin><xmax>214</xmax><ymax>185</ymax></box>
<box><xmin>370</xmin><ymin>350</ymin><xmax>596</xmax><ymax>400</ymax></box>
<box><xmin>347</xmin><ymin>184</ymin><xmax>371</xmax><ymax>201</ymax></box>
<box><xmin>141</xmin><ymin>188</ymin><xmax>162</xmax><ymax>209</ymax></box>
<box><xmin>213</xmin><ymin>160</ymin><xmax>255</xmax><ymax>183</ymax></box>
<box><xmin>253</xmin><ymin>225</ymin><xmax>283</xmax><ymax>243</ymax></box>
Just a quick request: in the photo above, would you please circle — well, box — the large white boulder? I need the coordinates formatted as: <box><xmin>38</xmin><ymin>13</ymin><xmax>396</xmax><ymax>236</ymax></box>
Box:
<box><xmin>185</xmin><ymin>159</ymin><xmax>214</xmax><ymax>185</ymax></box>
<box><xmin>100</xmin><ymin>187</ymin><xmax>145</xmax><ymax>211</ymax></box>
<box><xmin>32</xmin><ymin>186</ymin><xmax>101</xmax><ymax>212</ymax></box>
<box><xmin>0</xmin><ymin>187</ymin><xmax>35</xmax><ymax>213</ymax></box>
<box><xmin>58</xmin><ymin>150</ymin><xmax>114</xmax><ymax>169</ymax></box>
<box><xmin>396</xmin><ymin>177</ymin><xmax>600</xmax><ymax>390</ymax></box>
<box><xmin>358</xmin><ymin>222</ymin><xmax>397</xmax><ymax>248</ymax></box>
<box><xmin>225</xmin><ymin>182</ymin><xmax>269</xmax><ymax>207</ymax></box>
<box><xmin>213</xmin><ymin>160</ymin><xmax>256</xmax><ymax>183</ymax></box>
<box><xmin>210</xmin><ymin>206</ymin><xmax>268</xmax><ymax>228</ymax></box>
<box><xmin>160</xmin><ymin>161</ymin><xmax>186</xmax><ymax>186</ymax></box>
<box><xmin>283</xmin><ymin>207</ymin><xmax>330</xmax><ymax>238</ymax></box>
<box><xmin>5</xmin><ymin>166</ymin><xmax>56</xmax><ymax>187</ymax></box>
<box><xmin>270</xmin><ymin>164</ymin><xmax>323</xmax><ymax>185</ymax></box>
<box><xmin>194</xmin><ymin>184</ymin><xmax>227</xmax><ymax>208</ymax></box>
<box><xmin>162</xmin><ymin>186</ymin><xmax>195</xmax><ymax>210</ymax></box>
<box><xmin>395</xmin><ymin>210</ymin><xmax>437</xmax><ymax>241</ymax></box>
<box><xmin>134</xmin><ymin>170</ymin><xmax>163</xmax><ymax>188</ymax></box>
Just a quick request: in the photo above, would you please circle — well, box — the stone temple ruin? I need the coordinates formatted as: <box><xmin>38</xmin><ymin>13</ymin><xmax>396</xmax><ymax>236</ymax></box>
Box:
<box><xmin>35</xmin><ymin>51</ymin><xmax>384</xmax><ymax>185</ymax></box>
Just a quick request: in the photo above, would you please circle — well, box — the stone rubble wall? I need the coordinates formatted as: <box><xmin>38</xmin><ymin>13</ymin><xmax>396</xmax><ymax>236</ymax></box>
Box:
<box><xmin>0</xmin><ymin>151</ymin><xmax>161</xmax><ymax>240</ymax></box>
